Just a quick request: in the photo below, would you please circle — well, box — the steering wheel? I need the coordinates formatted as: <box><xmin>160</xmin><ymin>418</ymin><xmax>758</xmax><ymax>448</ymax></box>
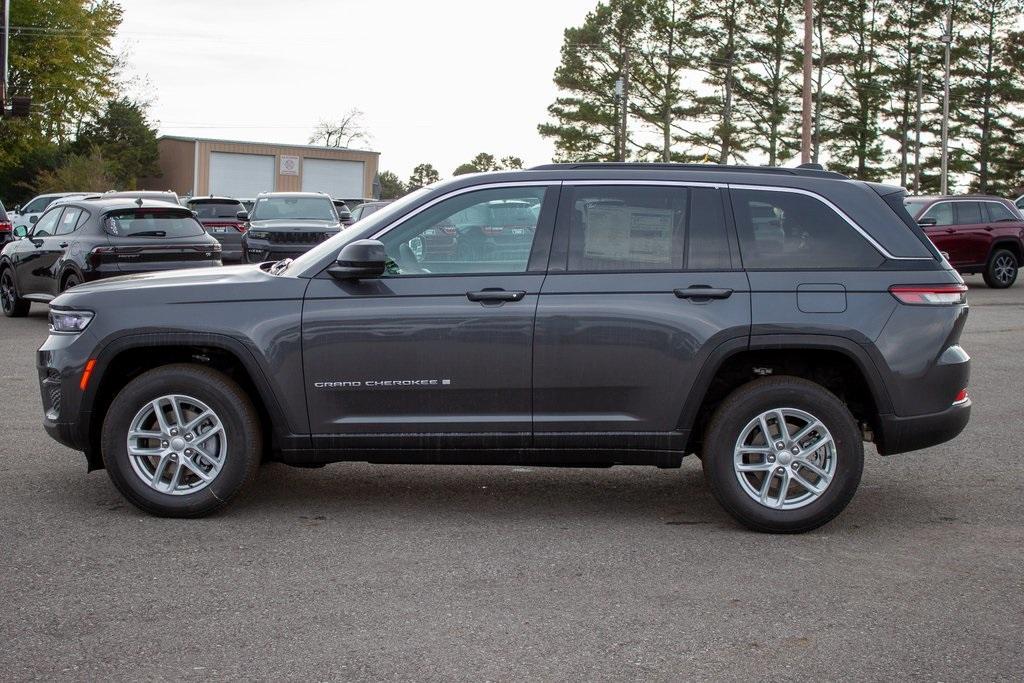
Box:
<box><xmin>396</xmin><ymin>242</ymin><xmax>430</xmax><ymax>274</ymax></box>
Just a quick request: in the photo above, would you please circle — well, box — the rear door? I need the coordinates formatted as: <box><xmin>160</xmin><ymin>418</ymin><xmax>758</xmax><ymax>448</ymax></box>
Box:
<box><xmin>952</xmin><ymin>201</ymin><xmax>991</xmax><ymax>265</ymax></box>
<box><xmin>533</xmin><ymin>182</ymin><xmax>749</xmax><ymax>451</ymax></box>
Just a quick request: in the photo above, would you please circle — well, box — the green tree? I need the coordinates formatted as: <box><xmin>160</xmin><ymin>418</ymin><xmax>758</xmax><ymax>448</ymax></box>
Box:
<box><xmin>453</xmin><ymin>153</ymin><xmax>525</xmax><ymax>175</ymax></box>
<box><xmin>33</xmin><ymin>149</ymin><xmax>116</xmax><ymax>194</ymax></box>
<box><xmin>73</xmin><ymin>98</ymin><xmax>160</xmax><ymax>189</ymax></box>
<box><xmin>989</xmin><ymin>29</ymin><xmax>1024</xmax><ymax>194</ymax></box>
<box><xmin>377</xmin><ymin>171</ymin><xmax>407</xmax><ymax>199</ymax></box>
<box><xmin>407</xmin><ymin>163</ymin><xmax>440</xmax><ymax>191</ymax></box>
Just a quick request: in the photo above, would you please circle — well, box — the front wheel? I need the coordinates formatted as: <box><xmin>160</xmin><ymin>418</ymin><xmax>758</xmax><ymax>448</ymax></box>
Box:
<box><xmin>1</xmin><ymin>268</ymin><xmax>30</xmax><ymax>317</ymax></box>
<box><xmin>101</xmin><ymin>364</ymin><xmax>262</xmax><ymax>517</ymax></box>
<box><xmin>983</xmin><ymin>249</ymin><xmax>1018</xmax><ymax>289</ymax></box>
<box><xmin>701</xmin><ymin>376</ymin><xmax>864</xmax><ymax>533</ymax></box>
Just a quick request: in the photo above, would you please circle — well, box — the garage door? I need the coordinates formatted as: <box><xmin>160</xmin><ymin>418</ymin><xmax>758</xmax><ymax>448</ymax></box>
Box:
<box><xmin>301</xmin><ymin>158</ymin><xmax>365</xmax><ymax>198</ymax></box>
<box><xmin>209</xmin><ymin>152</ymin><xmax>275</xmax><ymax>198</ymax></box>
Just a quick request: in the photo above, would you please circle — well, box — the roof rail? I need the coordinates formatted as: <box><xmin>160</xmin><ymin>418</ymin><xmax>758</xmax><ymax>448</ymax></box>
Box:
<box><xmin>527</xmin><ymin>162</ymin><xmax>848</xmax><ymax>179</ymax></box>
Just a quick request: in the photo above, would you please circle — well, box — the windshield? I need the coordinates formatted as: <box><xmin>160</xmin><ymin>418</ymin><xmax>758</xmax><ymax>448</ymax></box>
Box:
<box><xmin>251</xmin><ymin>196</ymin><xmax>337</xmax><ymax>221</ymax></box>
<box><xmin>104</xmin><ymin>209</ymin><xmax>207</xmax><ymax>238</ymax></box>
<box><xmin>189</xmin><ymin>200</ymin><xmax>243</xmax><ymax>219</ymax></box>
<box><xmin>281</xmin><ymin>188</ymin><xmax>431</xmax><ymax>276</ymax></box>
<box><xmin>903</xmin><ymin>199</ymin><xmax>929</xmax><ymax>218</ymax></box>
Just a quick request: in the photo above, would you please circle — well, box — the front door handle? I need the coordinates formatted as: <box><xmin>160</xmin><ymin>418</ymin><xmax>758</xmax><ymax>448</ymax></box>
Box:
<box><xmin>674</xmin><ymin>286</ymin><xmax>733</xmax><ymax>301</ymax></box>
<box><xmin>466</xmin><ymin>288</ymin><xmax>526</xmax><ymax>303</ymax></box>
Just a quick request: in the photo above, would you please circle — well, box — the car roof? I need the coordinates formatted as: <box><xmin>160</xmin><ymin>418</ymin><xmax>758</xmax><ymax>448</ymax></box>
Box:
<box><xmin>907</xmin><ymin>194</ymin><xmax>1012</xmax><ymax>202</ymax></box>
<box><xmin>64</xmin><ymin>198</ymin><xmax>189</xmax><ymax>212</ymax></box>
<box><xmin>187</xmin><ymin>196</ymin><xmax>240</xmax><ymax>203</ymax></box>
<box><xmin>256</xmin><ymin>192</ymin><xmax>330</xmax><ymax>198</ymax></box>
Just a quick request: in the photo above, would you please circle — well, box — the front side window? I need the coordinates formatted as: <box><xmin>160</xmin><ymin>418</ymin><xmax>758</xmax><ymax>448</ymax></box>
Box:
<box><xmin>923</xmin><ymin>202</ymin><xmax>954</xmax><ymax>226</ymax></box>
<box><xmin>985</xmin><ymin>202</ymin><xmax>1017</xmax><ymax>222</ymax></box>
<box><xmin>379</xmin><ymin>186</ymin><xmax>547</xmax><ymax>276</ymax></box>
<box><xmin>565</xmin><ymin>185</ymin><xmax>730</xmax><ymax>272</ymax></box>
<box><xmin>732</xmin><ymin>189</ymin><xmax>884</xmax><ymax>269</ymax></box>
<box><xmin>32</xmin><ymin>208</ymin><xmax>63</xmax><ymax>237</ymax></box>
<box><xmin>251</xmin><ymin>196</ymin><xmax>337</xmax><ymax>221</ymax></box>
<box><xmin>955</xmin><ymin>201</ymin><xmax>983</xmax><ymax>225</ymax></box>
<box><xmin>55</xmin><ymin>208</ymin><xmax>83</xmax><ymax>235</ymax></box>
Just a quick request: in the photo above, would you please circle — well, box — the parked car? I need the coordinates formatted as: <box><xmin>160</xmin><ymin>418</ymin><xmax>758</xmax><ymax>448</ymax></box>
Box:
<box><xmin>238</xmin><ymin>198</ymin><xmax>256</xmax><ymax>213</ymax></box>
<box><xmin>35</xmin><ymin>163</ymin><xmax>971</xmax><ymax>533</ymax></box>
<box><xmin>185</xmin><ymin>196</ymin><xmax>247</xmax><ymax>262</ymax></box>
<box><xmin>332</xmin><ymin>199</ymin><xmax>355</xmax><ymax>227</ymax></box>
<box><xmin>349</xmin><ymin>200</ymin><xmax>392</xmax><ymax>222</ymax></box>
<box><xmin>1015</xmin><ymin>195</ymin><xmax>1023</xmax><ymax>210</ymax></box>
<box><xmin>1</xmin><ymin>198</ymin><xmax>221</xmax><ymax>314</ymax></box>
<box><xmin>10</xmin><ymin>193</ymin><xmax>90</xmax><ymax>230</ymax></box>
<box><xmin>903</xmin><ymin>195</ymin><xmax>1023</xmax><ymax>288</ymax></box>
<box><xmin>239</xmin><ymin>192</ymin><xmax>342</xmax><ymax>262</ymax></box>
<box><xmin>0</xmin><ymin>200</ymin><xmax>12</xmax><ymax>245</ymax></box>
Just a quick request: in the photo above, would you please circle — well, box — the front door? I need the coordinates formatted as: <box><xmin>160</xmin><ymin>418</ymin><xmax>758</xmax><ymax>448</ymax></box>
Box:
<box><xmin>532</xmin><ymin>183</ymin><xmax>750</xmax><ymax>451</ymax></box>
<box><xmin>302</xmin><ymin>184</ymin><xmax>558</xmax><ymax>450</ymax></box>
<box><xmin>16</xmin><ymin>206</ymin><xmax>65</xmax><ymax>296</ymax></box>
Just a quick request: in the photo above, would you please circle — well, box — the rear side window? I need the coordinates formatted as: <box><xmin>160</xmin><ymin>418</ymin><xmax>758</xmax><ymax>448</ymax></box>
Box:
<box><xmin>955</xmin><ymin>202</ymin><xmax>983</xmax><ymax>225</ymax></box>
<box><xmin>104</xmin><ymin>210</ymin><xmax>206</xmax><ymax>238</ymax></box>
<box><xmin>565</xmin><ymin>185</ymin><xmax>731</xmax><ymax>272</ymax></box>
<box><xmin>985</xmin><ymin>202</ymin><xmax>1017</xmax><ymax>222</ymax></box>
<box><xmin>732</xmin><ymin>189</ymin><xmax>884</xmax><ymax>269</ymax></box>
<box><xmin>55</xmin><ymin>207</ymin><xmax>84</xmax><ymax>235</ymax></box>
<box><xmin>188</xmin><ymin>200</ymin><xmax>242</xmax><ymax>219</ymax></box>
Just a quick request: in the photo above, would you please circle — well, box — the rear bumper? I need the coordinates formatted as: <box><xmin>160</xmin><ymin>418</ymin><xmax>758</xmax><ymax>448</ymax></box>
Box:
<box><xmin>876</xmin><ymin>399</ymin><xmax>971</xmax><ymax>455</ymax></box>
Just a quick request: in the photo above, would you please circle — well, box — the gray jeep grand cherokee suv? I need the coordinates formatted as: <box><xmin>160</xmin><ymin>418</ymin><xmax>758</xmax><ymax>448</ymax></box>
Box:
<box><xmin>36</xmin><ymin>164</ymin><xmax>971</xmax><ymax>532</ymax></box>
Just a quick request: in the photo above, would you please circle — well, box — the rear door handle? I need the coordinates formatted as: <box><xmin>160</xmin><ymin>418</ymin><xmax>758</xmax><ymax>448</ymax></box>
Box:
<box><xmin>466</xmin><ymin>289</ymin><xmax>526</xmax><ymax>303</ymax></box>
<box><xmin>59</xmin><ymin>242</ymin><xmax>69</xmax><ymax>248</ymax></box>
<box><xmin>674</xmin><ymin>286</ymin><xmax>733</xmax><ymax>300</ymax></box>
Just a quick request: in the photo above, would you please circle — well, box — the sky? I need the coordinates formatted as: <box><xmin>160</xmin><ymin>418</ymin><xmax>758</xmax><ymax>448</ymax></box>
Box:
<box><xmin>113</xmin><ymin>0</ymin><xmax>599</xmax><ymax>180</ymax></box>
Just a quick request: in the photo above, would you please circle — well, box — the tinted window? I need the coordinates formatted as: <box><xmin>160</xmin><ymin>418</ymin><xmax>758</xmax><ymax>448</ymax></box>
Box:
<box><xmin>55</xmin><ymin>207</ymin><xmax>83</xmax><ymax>235</ymax></box>
<box><xmin>923</xmin><ymin>202</ymin><xmax>954</xmax><ymax>226</ymax></box>
<box><xmin>955</xmin><ymin>202</ymin><xmax>983</xmax><ymax>225</ymax></box>
<box><xmin>379</xmin><ymin>186</ymin><xmax>547</xmax><ymax>276</ymax></box>
<box><xmin>566</xmin><ymin>186</ymin><xmax>730</xmax><ymax>272</ymax></box>
<box><xmin>732</xmin><ymin>189</ymin><xmax>884</xmax><ymax>269</ymax></box>
<box><xmin>104</xmin><ymin>210</ymin><xmax>206</xmax><ymax>238</ymax></box>
<box><xmin>251</xmin><ymin>196</ymin><xmax>336</xmax><ymax>221</ymax></box>
<box><xmin>985</xmin><ymin>202</ymin><xmax>1017</xmax><ymax>222</ymax></box>
<box><xmin>23</xmin><ymin>196</ymin><xmax>55</xmax><ymax>214</ymax></box>
<box><xmin>32</xmin><ymin>208</ymin><xmax>63</xmax><ymax>236</ymax></box>
<box><xmin>189</xmin><ymin>200</ymin><xmax>243</xmax><ymax>219</ymax></box>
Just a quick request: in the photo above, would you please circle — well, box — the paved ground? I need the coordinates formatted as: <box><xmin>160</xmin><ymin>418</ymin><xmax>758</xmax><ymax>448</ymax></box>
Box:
<box><xmin>1</xmin><ymin>275</ymin><xmax>1022</xmax><ymax>681</ymax></box>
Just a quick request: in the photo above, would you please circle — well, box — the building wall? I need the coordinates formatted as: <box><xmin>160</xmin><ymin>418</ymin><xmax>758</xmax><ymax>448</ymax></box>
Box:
<box><xmin>145</xmin><ymin>138</ymin><xmax>196</xmax><ymax>196</ymax></box>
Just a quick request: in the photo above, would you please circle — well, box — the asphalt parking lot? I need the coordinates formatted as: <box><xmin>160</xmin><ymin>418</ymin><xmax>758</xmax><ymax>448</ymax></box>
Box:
<box><xmin>1</xmin><ymin>275</ymin><xmax>1022</xmax><ymax>681</ymax></box>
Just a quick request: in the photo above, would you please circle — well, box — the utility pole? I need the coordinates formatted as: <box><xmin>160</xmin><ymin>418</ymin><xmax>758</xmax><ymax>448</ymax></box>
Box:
<box><xmin>914</xmin><ymin>72</ymin><xmax>923</xmax><ymax>194</ymax></box>
<box><xmin>939</xmin><ymin>4</ymin><xmax>953</xmax><ymax>195</ymax></box>
<box><xmin>801</xmin><ymin>0</ymin><xmax>813</xmax><ymax>164</ymax></box>
<box><xmin>1</xmin><ymin>0</ymin><xmax>9</xmax><ymax>113</ymax></box>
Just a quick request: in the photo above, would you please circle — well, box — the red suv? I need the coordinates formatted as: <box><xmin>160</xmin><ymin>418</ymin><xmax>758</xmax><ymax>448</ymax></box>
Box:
<box><xmin>904</xmin><ymin>195</ymin><xmax>1023</xmax><ymax>288</ymax></box>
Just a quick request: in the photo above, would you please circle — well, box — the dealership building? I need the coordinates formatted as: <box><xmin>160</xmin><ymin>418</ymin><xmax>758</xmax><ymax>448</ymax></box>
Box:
<box><xmin>143</xmin><ymin>136</ymin><xmax>381</xmax><ymax>200</ymax></box>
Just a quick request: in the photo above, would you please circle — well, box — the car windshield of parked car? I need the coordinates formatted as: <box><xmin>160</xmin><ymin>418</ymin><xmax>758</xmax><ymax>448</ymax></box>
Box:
<box><xmin>903</xmin><ymin>199</ymin><xmax>929</xmax><ymax>218</ymax></box>
<box><xmin>104</xmin><ymin>209</ymin><xmax>206</xmax><ymax>238</ymax></box>
<box><xmin>280</xmin><ymin>188</ymin><xmax>431</xmax><ymax>276</ymax></box>
<box><xmin>189</xmin><ymin>200</ymin><xmax>243</xmax><ymax>219</ymax></box>
<box><xmin>251</xmin><ymin>197</ymin><xmax>337</xmax><ymax>221</ymax></box>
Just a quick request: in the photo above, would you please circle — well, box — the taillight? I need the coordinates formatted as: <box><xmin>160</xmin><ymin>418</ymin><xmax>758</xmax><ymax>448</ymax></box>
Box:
<box><xmin>234</xmin><ymin>222</ymin><xmax>246</xmax><ymax>232</ymax></box>
<box><xmin>440</xmin><ymin>226</ymin><xmax>457</xmax><ymax>236</ymax></box>
<box><xmin>88</xmin><ymin>246</ymin><xmax>116</xmax><ymax>268</ymax></box>
<box><xmin>889</xmin><ymin>284</ymin><xmax>967</xmax><ymax>305</ymax></box>
<box><xmin>953</xmin><ymin>388</ymin><xmax>969</xmax><ymax>405</ymax></box>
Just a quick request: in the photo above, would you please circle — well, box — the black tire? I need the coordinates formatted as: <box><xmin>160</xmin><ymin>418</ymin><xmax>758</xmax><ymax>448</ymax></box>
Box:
<box><xmin>701</xmin><ymin>376</ymin><xmax>864</xmax><ymax>534</ymax></box>
<box><xmin>100</xmin><ymin>364</ymin><xmax>262</xmax><ymax>517</ymax></box>
<box><xmin>982</xmin><ymin>248</ymin><xmax>1018</xmax><ymax>289</ymax></box>
<box><xmin>61</xmin><ymin>271</ymin><xmax>80</xmax><ymax>292</ymax></box>
<box><xmin>1</xmin><ymin>267</ymin><xmax>30</xmax><ymax>317</ymax></box>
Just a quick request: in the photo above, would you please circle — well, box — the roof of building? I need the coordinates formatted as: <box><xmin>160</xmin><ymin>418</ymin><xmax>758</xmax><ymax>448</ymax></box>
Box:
<box><xmin>157</xmin><ymin>135</ymin><xmax>379</xmax><ymax>156</ymax></box>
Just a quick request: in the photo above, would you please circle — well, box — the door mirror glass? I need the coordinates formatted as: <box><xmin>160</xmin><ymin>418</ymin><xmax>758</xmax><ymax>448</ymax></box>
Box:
<box><xmin>327</xmin><ymin>239</ymin><xmax>387</xmax><ymax>280</ymax></box>
<box><xmin>13</xmin><ymin>225</ymin><xmax>28</xmax><ymax>238</ymax></box>
<box><xmin>236</xmin><ymin>210</ymin><xmax>249</xmax><ymax>222</ymax></box>
<box><xmin>917</xmin><ymin>217</ymin><xmax>938</xmax><ymax>227</ymax></box>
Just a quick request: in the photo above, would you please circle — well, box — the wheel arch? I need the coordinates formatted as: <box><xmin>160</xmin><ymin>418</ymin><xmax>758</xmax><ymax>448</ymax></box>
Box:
<box><xmin>58</xmin><ymin>263</ymin><xmax>85</xmax><ymax>291</ymax></box>
<box><xmin>988</xmin><ymin>238</ymin><xmax>1022</xmax><ymax>263</ymax></box>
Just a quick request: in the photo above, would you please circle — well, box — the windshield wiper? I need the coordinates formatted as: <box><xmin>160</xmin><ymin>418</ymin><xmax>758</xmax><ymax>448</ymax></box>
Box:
<box><xmin>269</xmin><ymin>258</ymin><xmax>293</xmax><ymax>275</ymax></box>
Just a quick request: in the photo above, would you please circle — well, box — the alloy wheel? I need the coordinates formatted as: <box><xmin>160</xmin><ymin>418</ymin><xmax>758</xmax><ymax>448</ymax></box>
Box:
<box><xmin>733</xmin><ymin>407</ymin><xmax>837</xmax><ymax>510</ymax></box>
<box><xmin>0</xmin><ymin>272</ymin><xmax>14</xmax><ymax>313</ymax></box>
<box><xmin>993</xmin><ymin>254</ymin><xmax>1016</xmax><ymax>285</ymax></box>
<box><xmin>126</xmin><ymin>394</ymin><xmax>228</xmax><ymax>496</ymax></box>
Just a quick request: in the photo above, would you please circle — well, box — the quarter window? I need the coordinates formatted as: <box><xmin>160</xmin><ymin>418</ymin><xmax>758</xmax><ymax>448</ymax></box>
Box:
<box><xmin>55</xmin><ymin>208</ymin><xmax>83</xmax><ymax>235</ymax></box>
<box><xmin>732</xmin><ymin>189</ymin><xmax>884</xmax><ymax>269</ymax></box>
<box><xmin>565</xmin><ymin>185</ymin><xmax>731</xmax><ymax>272</ymax></box>
<box><xmin>379</xmin><ymin>186</ymin><xmax>547</xmax><ymax>276</ymax></box>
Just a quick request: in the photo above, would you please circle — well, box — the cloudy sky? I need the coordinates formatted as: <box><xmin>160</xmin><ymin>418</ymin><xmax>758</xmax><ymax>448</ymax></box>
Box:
<box><xmin>114</xmin><ymin>0</ymin><xmax>598</xmax><ymax>179</ymax></box>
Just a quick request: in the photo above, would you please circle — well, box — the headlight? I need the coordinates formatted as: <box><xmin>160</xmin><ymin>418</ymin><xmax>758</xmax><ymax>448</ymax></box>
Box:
<box><xmin>49</xmin><ymin>309</ymin><xmax>94</xmax><ymax>334</ymax></box>
<box><xmin>247</xmin><ymin>230</ymin><xmax>271</xmax><ymax>240</ymax></box>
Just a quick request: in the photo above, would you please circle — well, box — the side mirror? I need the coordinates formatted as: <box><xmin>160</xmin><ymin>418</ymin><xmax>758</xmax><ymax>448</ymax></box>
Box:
<box><xmin>13</xmin><ymin>225</ymin><xmax>28</xmax><ymax>239</ymax></box>
<box><xmin>29</xmin><ymin>215</ymin><xmax>38</xmax><ymax>224</ymax></box>
<box><xmin>12</xmin><ymin>205</ymin><xmax>21</xmax><ymax>213</ymax></box>
<box><xmin>327</xmin><ymin>239</ymin><xmax>387</xmax><ymax>280</ymax></box>
<box><xmin>917</xmin><ymin>217</ymin><xmax>937</xmax><ymax>227</ymax></box>
<box><xmin>236</xmin><ymin>211</ymin><xmax>250</xmax><ymax>222</ymax></box>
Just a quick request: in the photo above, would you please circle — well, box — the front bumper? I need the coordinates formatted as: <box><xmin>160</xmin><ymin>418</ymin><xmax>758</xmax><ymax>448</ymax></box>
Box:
<box><xmin>876</xmin><ymin>399</ymin><xmax>971</xmax><ymax>455</ymax></box>
<box><xmin>242</xmin><ymin>239</ymin><xmax>319</xmax><ymax>263</ymax></box>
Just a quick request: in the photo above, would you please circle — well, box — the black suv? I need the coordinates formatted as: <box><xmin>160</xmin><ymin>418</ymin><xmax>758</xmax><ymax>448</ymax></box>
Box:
<box><xmin>240</xmin><ymin>192</ymin><xmax>342</xmax><ymax>262</ymax></box>
<box><xmin>1</xmin><ymin>198</ymin><xmax>221</xmax><ymax>315</ymax></box>
<box><xmin>35</xmin><ymin>165</ymin><xmax>971</xmax><ymax>532</ymax></box>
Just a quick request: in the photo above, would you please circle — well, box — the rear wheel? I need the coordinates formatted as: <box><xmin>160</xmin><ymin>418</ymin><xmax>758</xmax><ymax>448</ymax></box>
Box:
<box><xmin>983</xmin><ymin>248</ymin><xmax>1017</xmax><ymax>288</ymax></box>
<box><xmin>701</xmin><ymin>376</ymin><xmax>864</xmax><ymax>533</ymax></box>
<box><xmin>0</xmin><ymin>268</ymin><xmax>30</xmax><ymax>317</ymax></box>
<box><xmin>61</xmin><ymin>272</ymin><xmax>80</xmax><ymax>292</ymax></box>
<box><xmin>101</xmin><ymin>364</ymin><xmax>262</xmax><ymax>517</ymax></box>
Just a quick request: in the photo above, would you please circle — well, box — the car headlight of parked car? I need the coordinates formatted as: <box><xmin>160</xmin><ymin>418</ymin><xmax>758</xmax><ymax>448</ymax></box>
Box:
<box><xmin>49</xmin><ymin>309</ymin><xmax>94</xmax><ymax>334</ymax></box>
<box><xmin>247</xmin><ymin>230</ymin><xmax>271</xmax><ymax>240</ymax></box>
